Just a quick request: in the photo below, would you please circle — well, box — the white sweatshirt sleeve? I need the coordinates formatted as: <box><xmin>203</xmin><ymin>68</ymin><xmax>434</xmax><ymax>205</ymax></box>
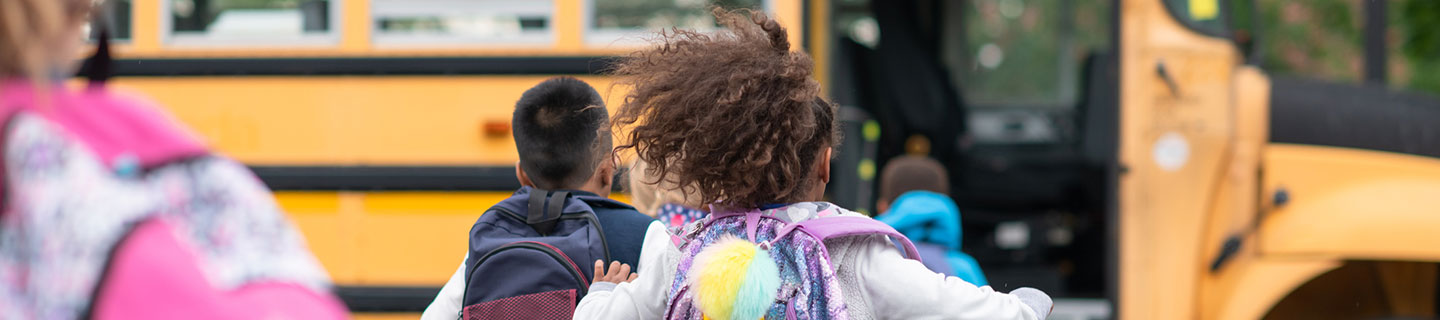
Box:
<box><xmin>420</xmin><ymin>256</ymin><xmax>468</xmax><ymax>320</ymax></box>
<box><xmin>574</xmin><ymin>221</ymin><xmax>675</xmax><ymax>320</ymax></box>
<box><xmin>857</xmin><ymin>239</ymin><xmax>1046</xmax><ymax>320</ymax></box>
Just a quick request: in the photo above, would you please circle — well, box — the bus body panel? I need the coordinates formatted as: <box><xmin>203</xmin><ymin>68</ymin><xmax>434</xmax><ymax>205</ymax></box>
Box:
<box><xmin>112</xmin><ymin>76</ymin><xmax>622</xmax><ymax>165</ymax></box>
<box><xmin>1117</xmin><ymin>0</ymin><xmax>1242</xmax><ymax>317</ymax></box>
<box><xmin>1198</xmin><ymin>144</ymin><xmax>1440</xmax><ymax>319</ymax></box>
<box><xmin>1196</xmin><ymin>65</ymin><xmax>1270</xmax><ymax>319</ymax></box>
<box><xmin>282</xmin><ymin>191</ymin><xmax>631</xmax><ymax>285</ymax></box>
<box><xmin>1259</xmin><ymin>145</ymin><xmax>1440</xmax><ymax>262</ymax></box>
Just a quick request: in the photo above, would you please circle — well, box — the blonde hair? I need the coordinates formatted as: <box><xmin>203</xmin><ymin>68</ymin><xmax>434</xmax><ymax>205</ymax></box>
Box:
<box><xmin>0</xmin><ymin>0</ymin><xmax>92</xmax><ymax>82</ymax></box>
<box><xmin>627</xmin><ymin>159</ymin><xmax>704</xmax><ymax>216</ymax></box>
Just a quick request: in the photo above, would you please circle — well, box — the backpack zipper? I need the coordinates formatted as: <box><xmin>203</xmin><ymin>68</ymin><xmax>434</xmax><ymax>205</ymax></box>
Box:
<box><xmin>664</xmin><ymin>285</ymin><xmax>691</xmax><ymax>319</ymax></box>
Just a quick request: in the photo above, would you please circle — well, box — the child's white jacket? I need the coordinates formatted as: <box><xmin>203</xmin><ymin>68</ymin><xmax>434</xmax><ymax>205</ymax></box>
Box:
<box><xmin>574</xmin><ymin>202</ymin><xmax>1051</xmax><ymax>320</ymax></box>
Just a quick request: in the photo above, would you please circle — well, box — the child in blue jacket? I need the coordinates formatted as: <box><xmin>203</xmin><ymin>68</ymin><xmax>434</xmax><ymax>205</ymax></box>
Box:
<box><xmin>876</xmin><ymin>155</ymin><xmax>988</xmax><ymax>286</ymax></box>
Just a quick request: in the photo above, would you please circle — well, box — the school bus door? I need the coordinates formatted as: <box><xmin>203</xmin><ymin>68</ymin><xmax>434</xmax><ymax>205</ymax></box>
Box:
<box><xmin>1115</xmin><ymin>0</ymin><xmax>1251</xmax><ymax>318</ymax></box>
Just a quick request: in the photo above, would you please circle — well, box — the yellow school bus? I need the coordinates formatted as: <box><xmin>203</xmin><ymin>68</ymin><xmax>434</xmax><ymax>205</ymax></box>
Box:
<box><xmin>91</xmin><ymin>0</ymin><xmax>1440</xmax><ymax>318</ymax></box>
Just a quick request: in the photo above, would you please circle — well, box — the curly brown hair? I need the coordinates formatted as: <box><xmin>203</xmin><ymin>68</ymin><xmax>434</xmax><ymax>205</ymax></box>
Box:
<box><xmin>612</xmin><ymin>8</ymin><xmax>839</xmax><ymax>210</ymax></box>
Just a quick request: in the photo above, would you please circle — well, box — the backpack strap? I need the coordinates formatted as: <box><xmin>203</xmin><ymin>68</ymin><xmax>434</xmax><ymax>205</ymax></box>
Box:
<box><xmin>525</xmin><ymin>189</ymin><xmax>570</xmax><ymax>235</ymax></box>
<box><xmin>572</xmin><ymin>193</ymin><xmax>636</xmax><ymax>211</ymax></box>
<box><xmin>700</xmin><ymin>210</ymin><xmax>770</xmax><ymax>242</ymax></box>
<box><xmin>3</xmin><ymin>24</ymin><xmax>203</xmax><ymax>168</ymax></box>
<box><xmin>745</xmin><ymin>212</ymin><xmax>763</xmax><ymax>241</ymax></box>
<box><xmin>779</xmin><ymin>216</ymin><xmax>923</xmax><ymax>261</ymax></box>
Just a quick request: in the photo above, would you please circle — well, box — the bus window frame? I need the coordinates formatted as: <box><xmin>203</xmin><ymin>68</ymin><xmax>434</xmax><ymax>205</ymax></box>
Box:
<box><xmin>1158</xmin><ymin>0</ymin><xmax>1232</xmax><ymax>39</ymax></box>
<box><xmin>581</xmin><ymin>0</ymin><xmax>774</xmax><ymax>47</ymax></box>
<box><xmin>159</xmin><ymin>0</ymin><xmax>343</xmax><ymax>47</ymax></box>
<box><xmin>369</xmin><ymin>0</ymin><xmax>555</xmax><ymax>48</ymax></box>
<box><xmin>89</xmin><ymin>0</ymin><xmax>133</xmax><ymax>43</ymax></box>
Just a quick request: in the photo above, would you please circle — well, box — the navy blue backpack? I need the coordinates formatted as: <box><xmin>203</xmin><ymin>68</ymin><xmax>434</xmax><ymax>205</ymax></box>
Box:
<box><xmin>462</xmin><ymin>188</ymin><xmax>610</xmax><ymax>320</ymax></box>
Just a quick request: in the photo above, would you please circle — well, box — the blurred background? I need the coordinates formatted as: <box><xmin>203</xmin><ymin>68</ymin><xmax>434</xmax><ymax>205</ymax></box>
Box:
<box><xmin>79</xmin><ymin>0</ymin><xmax>1440</xmax><ymax>319</ymax></box>
<box><xmin>1252</xmin><ymin>0</ymin><xmax>1440</xmax><ymax>94</ymax></box>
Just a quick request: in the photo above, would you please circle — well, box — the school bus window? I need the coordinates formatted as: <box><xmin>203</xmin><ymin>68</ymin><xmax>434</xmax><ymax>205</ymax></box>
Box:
<box><xmin>941</xmin><ymin>0</ymin><xmax>1112</xmax><ymax>109</ymax></box>
<box><xmin>1161</xmin><ymin>0</ymin><xmax>1229</xmax><ymax>36</ymax></box>
<box><xmin>166</xmin><ymin>0</ymin><xmax>335</xmax><ymax>45</ymax></box>
<box><xmin>371</xmin><ymin>0</ymin><xmax>553</xmax><ymax>46</ymax></box>
<box><xmin>89</xmin><ymin>0</ymin><xmax>132</xmax><ymax>41</ymax></box>
<box><xmin>585</xmin><ymin>0</ymin><xmax>766</xmax><ymax>46</ymax></box>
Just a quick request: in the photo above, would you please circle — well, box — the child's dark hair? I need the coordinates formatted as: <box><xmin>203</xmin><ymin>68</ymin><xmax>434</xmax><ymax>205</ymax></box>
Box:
<box><xmin>612</xmin><ymin>8</ymin><xmax>839</xmax><ymax>209</ymax></box>
<box><xmin>878</xmin><ymin>155</ymin><xmax>951</xmax><ymax>205</ymax></box>
<box><xmin>513</xmin><ymin>77</ymin><xmax>612</xmax><ymax>189</ymax></box>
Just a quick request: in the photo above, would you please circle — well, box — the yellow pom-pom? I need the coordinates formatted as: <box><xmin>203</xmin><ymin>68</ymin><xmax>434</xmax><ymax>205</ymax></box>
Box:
<box><xmin>689</xmin><ymin>236</ymin><xmax>760</xmax><ymax>320</ymax></box>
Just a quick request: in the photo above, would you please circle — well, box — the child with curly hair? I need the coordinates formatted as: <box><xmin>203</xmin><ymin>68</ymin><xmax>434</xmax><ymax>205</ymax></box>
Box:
<box><xmin>576</xmin><ymin>8</ymin><xmax>1052</xmax><ymax>320</ymax></box>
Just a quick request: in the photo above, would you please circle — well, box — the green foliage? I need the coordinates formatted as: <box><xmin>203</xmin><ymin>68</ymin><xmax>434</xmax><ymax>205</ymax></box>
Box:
<box><xmin>1401</xmin><ymin>0</ymin><xmax>1440</xmax><ymax>58</ymax></box>
<box><xmin>1256</xmin><ymin>0</ymin><xmax>1440</xmax><ymax>95</ymax></box>
<box><xmin>1399</xmin><ymin>0</ymin><xmax>1440</xmax><ymax>93</ymax></box>
<box><xmin>1256</xmin><ymin>0</ymin><xmax>1361</xmax><ymax>83</ymax></box>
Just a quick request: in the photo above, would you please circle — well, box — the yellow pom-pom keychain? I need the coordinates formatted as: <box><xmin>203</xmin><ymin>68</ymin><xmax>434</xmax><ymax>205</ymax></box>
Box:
<box><xmin>687</xmin><ymin>235</ymin><xmax>782</xmax><ymax>320</ymax></box>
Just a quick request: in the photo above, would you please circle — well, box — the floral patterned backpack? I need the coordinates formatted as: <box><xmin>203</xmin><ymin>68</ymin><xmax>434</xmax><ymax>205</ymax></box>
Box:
<box><xmin>665</xmin><ymin>203</ymin><xmax>921</xmax><ymax>320</ymax></box>
<box><xmin>0</xmin><ymin>81</ymin><xmax>345</xmax><ymax>319</ymax></box>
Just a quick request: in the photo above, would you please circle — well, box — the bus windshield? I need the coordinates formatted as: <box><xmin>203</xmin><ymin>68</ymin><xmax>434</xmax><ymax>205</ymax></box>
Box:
<box><xmin>941</xmin><ymin>0</ymin><xmax>1112</xmax><ymax>109</ymax></box>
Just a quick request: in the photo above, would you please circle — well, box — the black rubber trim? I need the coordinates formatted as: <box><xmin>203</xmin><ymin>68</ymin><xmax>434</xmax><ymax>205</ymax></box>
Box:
<box><xmin>105</xmin><ymin>56</ymin><xmax>617</xmax><ymax>77</ymax></box>
<box><xmin>251</xmin><ymin>165</ymin><xmax>520</xmax><ymax>191</ymax></box>
<box><xmin>335</xmin><ymin>286</ymin><xmax>440</xmax><ymax>312</ymax></box>
<box><xmin>1105</xmin><ymin>0</ymin><xmax>1122</xmax><ymax>314</ymax></box>
<box><xmin>801</xmin><ymin>0</ymin><xmax>812</xmax><ymax>55</ymax></box>
<box><xmin>251</xmin><ymin>165</ymin><xmax>630</xmax><ymax>192</ymax></box>
<box><xmin>1270</xmin><ymin>76</ymin><xmax>1440</xmax><ymax>158</ymax></box>
<box><xmin>1362</xmin><ymin>0</ymin><xmax>1387</xmax><ymax>84</ymax></box>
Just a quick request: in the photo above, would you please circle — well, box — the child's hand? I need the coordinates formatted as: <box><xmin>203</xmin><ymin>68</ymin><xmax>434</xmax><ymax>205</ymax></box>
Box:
<box><xmin>593</xmin><ymin>260</ymin><xmax>638</xmax><ymax>284</ymax></box>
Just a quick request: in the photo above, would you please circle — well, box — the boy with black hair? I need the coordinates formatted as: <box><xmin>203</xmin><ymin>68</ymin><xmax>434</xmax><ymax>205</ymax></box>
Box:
<box><xmin>422</xmin><ymin>77</ymin><xmax>661</xmax><ymax>320</ymax></box>
<box><xmin>512</xmin><ymin>77</ymin><xmax>614</xmax><ymax>193</ymax></box>
<box><xmin>510</xmin><ymin>77</ymin><xmax>658</xmax><ymax>266</ymax></box>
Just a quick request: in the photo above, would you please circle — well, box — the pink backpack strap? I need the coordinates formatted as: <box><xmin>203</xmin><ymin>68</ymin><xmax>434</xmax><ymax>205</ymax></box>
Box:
<box><xmin>0</xmin><ymin>82</ymin><xmax>206</xmax><ymax>169</ymax></box>
<box><xmin>779</xmin><ymin>216</ymin><xmax>923</xmax><ymax>261</ymax></box>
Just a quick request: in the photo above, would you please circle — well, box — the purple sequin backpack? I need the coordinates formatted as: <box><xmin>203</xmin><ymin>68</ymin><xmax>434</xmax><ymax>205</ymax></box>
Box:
<box><xmin>665</xmin><ymin>205</ymin><xmax>922</xmax><ymax>320</ymax></box>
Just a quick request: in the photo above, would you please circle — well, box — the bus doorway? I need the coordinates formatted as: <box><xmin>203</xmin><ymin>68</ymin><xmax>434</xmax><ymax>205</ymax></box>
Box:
<box><xmin>822</xmin><ymin>0</ymin><xmax>1119</xmax><ymax>307</ymax></box>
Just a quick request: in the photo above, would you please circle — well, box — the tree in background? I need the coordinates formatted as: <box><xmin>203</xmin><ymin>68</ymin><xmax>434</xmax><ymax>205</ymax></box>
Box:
<box><xmin>1397</xmin><ymin>0</ymin><xmax>1440</xmax><ymax>94</ymax></box>
<box><xmin>1257</xmin><ymin>0</ymin><xmax>1440</xmax><ymax>95</ymax></box>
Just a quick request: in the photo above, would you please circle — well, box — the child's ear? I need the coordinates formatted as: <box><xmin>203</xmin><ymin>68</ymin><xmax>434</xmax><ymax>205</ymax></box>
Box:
<box><xmin>605</xmin><ymin>151</ymin><xmax>619</xmax><ymax>177</ymax></box>
<box><xmin>598</xmin><ymin>159</ymin><xmax>615</xmax><ymax>188</ymax></box>
<box><xmin>588</xmin><ymin>152</ymin><xmax>618</xmax><ymax>191</ymax></box>
<box><xmin>817</xmin><ymin>147</ymin><xmax>832</xmax><ymax>184</ymax></box>
<box><xmin>515</xmin><ymin>162</ymin><xmax>535</xmax><ymax>188</ymax></box>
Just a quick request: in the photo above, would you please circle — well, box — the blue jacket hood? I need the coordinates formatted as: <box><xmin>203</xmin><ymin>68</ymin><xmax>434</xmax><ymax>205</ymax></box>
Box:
<box><xmin>877</xmin><ymin>191</ymin><xmax>962</xmax><ymax>250</ymax></box>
